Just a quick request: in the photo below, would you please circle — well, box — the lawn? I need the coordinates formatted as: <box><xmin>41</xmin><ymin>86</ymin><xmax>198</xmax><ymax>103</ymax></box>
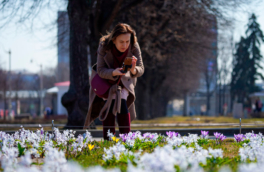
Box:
<box><xmin>132</xmin><ymin>116</ymin><xmax>264</xmax><ymax>124</ymax></box>
<box><xmin>1</xmin><ymin>116</ymin><xmax>264</xmax><ymax>125</ymax></box>
<box><xmin>0</xmin><ymin>116</ymin><xmax>263</xmax><ymax>131</ymax></box>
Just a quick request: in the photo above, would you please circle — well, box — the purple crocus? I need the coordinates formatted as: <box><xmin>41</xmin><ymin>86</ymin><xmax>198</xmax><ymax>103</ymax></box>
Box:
<box><xmin>143</xmin><ymin>133</ymin><xmax>154</xmax><ymax>140</ymax></box>
<box><xmin>214</xmin><ymin>132</ymin><xmax>221</xmax><ymax>139</ymax></box>
<box><xmin>119</xmin><ymin>134</ymin><xmax>127</xmax><ymax>142</ymax></box>
<box><xmin>201</xmin><ymin>130</ymin><xmax>209</xmax><ymax>138</ymax></box>
<box><xmin>166</xmin><ymin>131</ymin><xmax>179</xmax><ymax>138</ymax></box>
<box><xmin>219</xmin><ymin>134</ymin><xmax>226</xmax><ymax>141</ymax></box>
<box><xmin>41</xmin><ymin>128</ymin><xmax>44</xmax><ymax>135</ymax></box>
<box><xmin>129</xmin><ymin>132</ymin><xmax>136</xmax><ymax>140</ymax></box>
<box><xmin>214</xmin><ymin>132</ymin><xmax>226</xmax><ymax>144</ymax></box>
<box><xmin>234</xmin><ymin>134</ymin><xmax>245</xmax><ymax>142</ymax></box>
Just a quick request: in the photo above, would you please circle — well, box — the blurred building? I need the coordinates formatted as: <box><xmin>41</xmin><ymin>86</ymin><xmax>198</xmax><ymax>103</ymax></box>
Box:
<box><xmin>0</xmin><ymin>71</ymin><xmax>48</xmax><ymax>117</ymax></box>
<box><xmin>57</xmin><ymin>11</ymin><xmax>70</xmax><ymax>82</ymax></box>
<box><xmin>46</xmin><ymin>81</ymin><xmax>69</xmax><ymax>115</ymax></box>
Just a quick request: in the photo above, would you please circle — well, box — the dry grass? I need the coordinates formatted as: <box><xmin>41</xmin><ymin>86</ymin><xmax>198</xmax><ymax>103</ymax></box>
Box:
<box><xmin>201</xmin><ymin>139</ymin><xmax>239</xmax><ymax>158</ymax></box>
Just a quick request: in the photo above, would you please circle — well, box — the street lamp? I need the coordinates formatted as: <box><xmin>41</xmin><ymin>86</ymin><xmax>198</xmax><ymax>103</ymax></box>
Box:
<box><xmin>30</xmin><ymin>60</ymin><xmax>43</xmax><ymax>118</ymax></box>
<box><xmin>8</xmin><ymin>50</ymin><xmax>12</xmax><ymax>120</ymax></box>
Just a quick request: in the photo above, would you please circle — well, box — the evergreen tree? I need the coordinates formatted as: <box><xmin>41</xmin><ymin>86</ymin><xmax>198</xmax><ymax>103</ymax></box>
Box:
<box><xmin>245</xmin><ymin>14</ymin><xmax>264</xmax><ymax>90</ymax></box>
<box><xmin>231</xmin><ymin>14</ymin><xmax>264</xmax><ymax>106</ymax></box>
<box><xmin>231</xmin><ymin>37</ymin><xmax>251</xmax><ymax>103</ymax></box>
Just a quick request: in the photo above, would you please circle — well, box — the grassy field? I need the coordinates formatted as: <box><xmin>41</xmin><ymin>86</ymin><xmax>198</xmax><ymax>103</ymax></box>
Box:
<box><xmin>132</xmin><ymin>116</ymin><xmax>264</xmax><ymax>124</ymax></box>
<box><xmin>0</xmin><ymin>116</ymin><xmax>263</xmax><ymax>131</ymax></box>
<box><xmin>1</xmin><ymin>116</ymin><xmax>264</xmax><ymax>124</ymax></box>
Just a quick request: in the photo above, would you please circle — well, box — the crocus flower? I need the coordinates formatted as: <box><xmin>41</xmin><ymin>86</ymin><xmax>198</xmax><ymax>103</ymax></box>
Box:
<box><xmin>219</xmin><ymin>134</ymin><xmax>226</xmax><ymax>141</ymax></box>
<box><xmin>143</xmin><ymin>133</ymin><xmax>154</xmax><ymax>140</ymax></box>
<box><xmin>166</xmin><ymin>131</ymin><xmax>179</xmax><ymax>138</ymax></box>
<box><xmin>40</xmin><ymin>128</ymin><xmax>44</xmax><ymax>135</ymax></box>
<box><xmin>129</xmin><ymin>132</ymin><xmax>137</xmax><ymax>140</ymax></box>
<box><xmin>214</xmin><ymin>132</ymin><xmax>221</xmax><ymax>139</ymax></box>
<box><xmin>88</xmin><ymin>144</ymin><xmax>94</xmax><ymax>150</ymax></box>
<box><xmin>107</xmin><ymin>129</ymin><xmax>114</xmax><ymax>140</ymax></box>
<box><xmin>201</xmin><ymin>130</ymin><xmax>209</xmax><ymax>138</ymax></box>
<box><xmin>112</xmin><ymin>136</ymin><xmax>120</xmax><ymax>143</ymax></box>
<box><xmin>234</xmin><ymin>134</ymin><xmax>245</xmax><ymax>142</ymax></box>
<box><xmin>119</xmin><ymin>134</ymin><xmax>127</xmax><ymax>142</ymax></box>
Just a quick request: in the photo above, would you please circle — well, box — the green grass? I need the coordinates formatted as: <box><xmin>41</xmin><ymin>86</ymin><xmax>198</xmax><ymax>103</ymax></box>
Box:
<box><xmin>131</xmin><ymin>116</ymin><xmax>264</xmax><ymax>124</ymax></box>
<box><xmin>0</xmin><ymin>116</ymin><xmax>264</xmax><ymax>131</ymax></box>
<box><xmin>69</xmin><ymin>140</ymin><xmax>118</xmax><ymax>169</ymax></box>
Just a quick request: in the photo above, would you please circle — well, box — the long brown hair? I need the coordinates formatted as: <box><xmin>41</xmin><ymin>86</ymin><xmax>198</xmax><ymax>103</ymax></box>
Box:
<box><xmin>100</xmin><ymin>23</ymin><xmax>137</xmax><ymax>50</ymax></box>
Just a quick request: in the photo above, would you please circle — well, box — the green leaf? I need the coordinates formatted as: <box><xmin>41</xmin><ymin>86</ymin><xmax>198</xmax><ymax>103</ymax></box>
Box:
<box><xmin>17</xmin><ymin>142</ymin><xmax>25</xmax><ymax>157</ymax></box>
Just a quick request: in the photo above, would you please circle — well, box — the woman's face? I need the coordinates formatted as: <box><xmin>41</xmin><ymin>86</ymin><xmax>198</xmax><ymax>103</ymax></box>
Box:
<box><xmin>113</xmin><ymin>33</ymin><xmax>131</xmax><ymax>52</ymax></box>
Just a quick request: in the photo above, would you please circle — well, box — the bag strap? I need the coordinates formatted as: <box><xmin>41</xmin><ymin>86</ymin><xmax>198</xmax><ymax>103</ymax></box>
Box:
<box><xmin>117</xmin><ymin>76</ymin><xmax>121</xmax><ymax>85</ymax></box>
<box><xmin>112</xmin><ymin>50</ymin><xmax>125</xmax><ymax>85</ymax></box>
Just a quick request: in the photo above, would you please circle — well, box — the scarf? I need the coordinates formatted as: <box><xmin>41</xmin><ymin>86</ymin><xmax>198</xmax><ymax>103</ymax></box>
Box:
<box><xmin>108</xmin><ymin>45</ymin><xmax>129</xmax><ymax>85</ymax></box>
<box><xmin>112</xmin><ymin>45</ymin><xmax>129</xmax><ymax>69</ymax></box>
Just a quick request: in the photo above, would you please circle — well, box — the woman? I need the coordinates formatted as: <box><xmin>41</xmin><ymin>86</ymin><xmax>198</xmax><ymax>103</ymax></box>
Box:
<box><xmin>83</xmin><ymin>23</ymin><xmax>144</xmax><ymax>140</ymax></box>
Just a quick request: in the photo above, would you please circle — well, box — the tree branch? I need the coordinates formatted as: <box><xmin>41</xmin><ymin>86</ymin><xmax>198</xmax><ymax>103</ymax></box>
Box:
<box><xmin>101</xmin><ymin>0</ymin><xmax>123</xmax><ymax>33</ymax></box>
<box><xmin>118</xmin><ymin>0</ymin><xmax>144</xmax><ymax>14</ymax></box>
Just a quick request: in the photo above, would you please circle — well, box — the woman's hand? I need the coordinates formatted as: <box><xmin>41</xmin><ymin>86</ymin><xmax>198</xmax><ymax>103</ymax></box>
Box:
<box><xmin>130</xmin><ymin>56</ymin><xmax>138</xmax><ymax>75</ymax></box>
<box><xmin>112</xmin><ymin>68</ymin><xmax>126</xmax><ymax>76</ymax></box>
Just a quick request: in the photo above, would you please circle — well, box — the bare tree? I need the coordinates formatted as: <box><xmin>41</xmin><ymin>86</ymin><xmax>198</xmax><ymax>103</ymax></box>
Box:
<box><xmin>216</xmin><ymin>35</ymin><xmax>233</xmax><ymax>115</ymax></box>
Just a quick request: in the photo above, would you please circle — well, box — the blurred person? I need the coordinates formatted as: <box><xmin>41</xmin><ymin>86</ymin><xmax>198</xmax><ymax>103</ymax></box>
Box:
<box><xmin>255</xmin><ymin>97</ymin><xmax>262</xmax><ymax>112</ymax></box>
<box><xmin>43</xmin><ymin>107</ymin><xmax>49</xmax><ymax>119</ymax></box>
<box><xmin>50</xmin><ymin>107</ymin><xmax>54</xmax><ymax>115</ymax></box>
<box><xmin>45</xmin><ymin>106</ymin><xmax>51</xmax><ymax>117</ymax></box>
<box><xmin>84</xmin><ymin>23</ymin><xmax>144</xmax><ymax>140</ymax></box>
<box><xmin>223</xmin><ymin>103</ymin><xmax>228</xmax><ymax>116</ymax></box>
<box><xmin>200</xmin><ymin>104</ymin><xmax>206</xmax><ymax>116</ymax></box>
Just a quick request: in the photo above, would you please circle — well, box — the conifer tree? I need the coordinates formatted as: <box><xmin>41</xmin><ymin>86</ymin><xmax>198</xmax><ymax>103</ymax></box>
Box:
<box><xmin>245</xmin><ymin>14</ymin><xmax>264</xmax><ymax>90</ymax></box>
<box><xmin>231</xmin><ymin>14</ymin><xmax>264</xmax><ymax>105</ymax></box>
<box><xmin>231</xmin><ymin>37</ymin><xmax>250</xmax><ymax>103</ymax></box>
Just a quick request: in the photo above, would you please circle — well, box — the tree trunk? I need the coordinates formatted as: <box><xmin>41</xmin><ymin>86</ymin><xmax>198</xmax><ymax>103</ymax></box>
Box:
<box><xmin>135</xmin><ymin>80</ymin><xmax>150</xmax><ymax>120</ymax></box>
<box><xmin>183</xmin><ymin>91</ymin><xmax>189</xmax><ymax>116</ymax></box>
<box><xmin>62</xmin><ymin>0</ymin><xmax>90</xmax><ymax>129</ymax></box>
<box><xmin>152</xmin><ymin>93</ymin><xmax>168</xmax><ymax>118</ymax></box>
<box><xmin>206</xmin><ymin>91</ymin><xmax>211</xmax><ymax>116</ymax></box>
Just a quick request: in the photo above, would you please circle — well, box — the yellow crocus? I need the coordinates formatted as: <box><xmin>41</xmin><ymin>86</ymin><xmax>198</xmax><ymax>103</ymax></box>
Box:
<box><xmin>112</xmin><ymin>136</ymin><xmax>120</xmax><ymax>143</ymax></box>
<box><xmin>88</xmin><ymin>144</ymin><xmax>94</xmax><ymax>150</ymax></box>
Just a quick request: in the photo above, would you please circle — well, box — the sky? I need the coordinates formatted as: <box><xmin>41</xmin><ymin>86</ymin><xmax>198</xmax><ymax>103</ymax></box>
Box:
<box><xmin>0</xmin><ymin>1</ymin><xmax>67</xmax><ymax>73</ymax></box>
<box><xmin>0</xmin><ymin>1</ymin><xmax>264</xmax><ymax>77</ymax></box>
